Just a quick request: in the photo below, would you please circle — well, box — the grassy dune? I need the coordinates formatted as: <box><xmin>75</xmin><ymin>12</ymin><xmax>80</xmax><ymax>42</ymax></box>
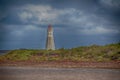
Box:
<box><xmin>0</xmin><ymin>43</ymin><xmax>120</xmax><ymax>62</ymax></box>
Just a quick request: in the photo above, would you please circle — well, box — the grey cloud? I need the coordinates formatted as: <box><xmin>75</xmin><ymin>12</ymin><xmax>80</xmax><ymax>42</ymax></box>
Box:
<box><xmin>99</xmin><ymin>0</ymin><xmax>120</xmax><ymax>10</ymax></box>
<box><xmin>0</xmin><ymin>0</ymin><xmax>120</xmax><ymax>49</ymax></box>
<box><xmin>1</xmin><ymin>4</ymin><xmax>119</xmax><ymax>35</ymax></box>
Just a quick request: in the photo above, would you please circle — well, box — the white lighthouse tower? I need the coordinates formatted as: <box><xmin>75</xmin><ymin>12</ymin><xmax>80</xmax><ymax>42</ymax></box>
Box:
<box><xmin>46</xmin><ymin>24</ymin><xmax>55</xmax><ymax>50</ymax></box>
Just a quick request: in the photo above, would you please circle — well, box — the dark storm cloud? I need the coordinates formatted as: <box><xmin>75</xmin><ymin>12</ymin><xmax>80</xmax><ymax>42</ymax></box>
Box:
<box><xmin>98</xmin><ymin>0</ymin><xmax>120</xmax><ymax>10</ymax></box>
<box><xmin>0</xmin><ymin>0</ymin><xmax>120</xmax><ymax>49</ymax></box>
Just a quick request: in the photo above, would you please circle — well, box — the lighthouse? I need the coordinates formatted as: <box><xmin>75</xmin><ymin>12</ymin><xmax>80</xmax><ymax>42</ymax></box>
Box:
<box><xmin>46</xmin><ymin>24</ymin><xmax>55</xmax><ymax>50</ymax></box>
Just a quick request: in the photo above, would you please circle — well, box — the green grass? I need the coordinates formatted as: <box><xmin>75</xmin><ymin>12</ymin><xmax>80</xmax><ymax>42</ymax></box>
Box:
<box><xmin>0</xmin><ymin>43</ymin><xmax>120</xmax><ymax>62</ymax></box>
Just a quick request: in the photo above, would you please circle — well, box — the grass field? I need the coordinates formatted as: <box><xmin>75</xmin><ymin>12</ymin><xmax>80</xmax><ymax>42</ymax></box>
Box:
<box><xmin>0</xmin><ymin>43</ymin><xmax>120</xmax><ymax>62</ymax></box>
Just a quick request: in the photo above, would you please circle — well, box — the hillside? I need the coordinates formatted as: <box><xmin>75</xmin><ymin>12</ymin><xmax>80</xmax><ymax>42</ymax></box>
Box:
<box><xmin>0</xmin><ymin>43</ymin><xmax>120</xmax><ymax>62</ymax></box>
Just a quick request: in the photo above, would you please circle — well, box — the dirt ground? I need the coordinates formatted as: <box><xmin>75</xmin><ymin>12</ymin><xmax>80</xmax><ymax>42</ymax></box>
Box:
<box><xmin>0</xmin><ymin>60</ymin><xmax>120</xmax><ymax>68</ymax></box>
<box><xmin>0</xmin><ymin>67</ymin><xmax>120</xmax><ymax>80</ymax></box>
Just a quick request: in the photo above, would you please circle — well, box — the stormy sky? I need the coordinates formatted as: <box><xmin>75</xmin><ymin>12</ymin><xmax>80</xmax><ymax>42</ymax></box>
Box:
<box><xmin>0</xmin><ymin>0</ymin><xmax>120</xmax><ymax>50</ymax></box>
